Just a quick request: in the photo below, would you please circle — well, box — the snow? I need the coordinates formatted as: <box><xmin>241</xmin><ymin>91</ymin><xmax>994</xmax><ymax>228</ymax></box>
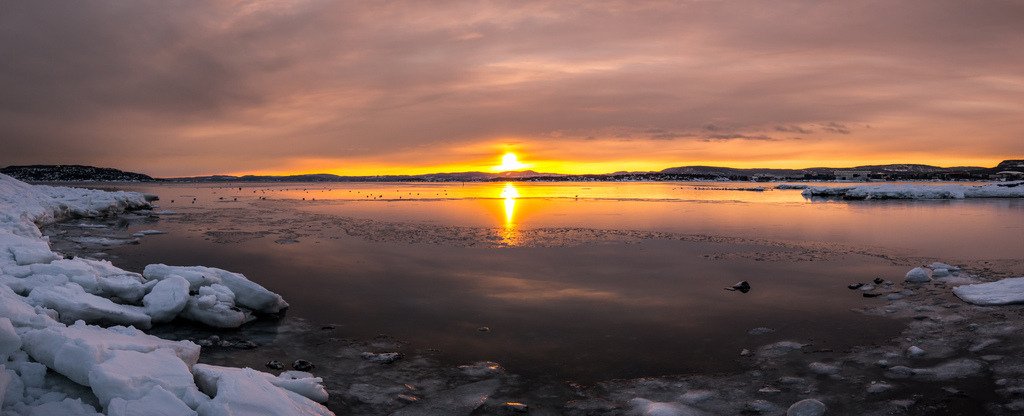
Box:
<box><xmin>953</xmin><ymin>277</ymin><xmax>1024</xmax><ymax>305</ymax></box>
<box><xmin>0</xmin><ymin>173</ymin><xmax>325</xmax><ymax>415</ymax></box>
<box><xmin>802</xmin><ymin>182</ymin><xmax>1024</xmax><ymax>199</ymax></box>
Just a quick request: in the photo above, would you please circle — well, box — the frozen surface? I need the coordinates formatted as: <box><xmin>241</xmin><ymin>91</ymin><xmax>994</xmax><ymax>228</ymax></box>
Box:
<box><xmin>802</xmin><ymin>181</ymin><xmax>1024</xmax><ymax>199</ymax></box>
<box><xmin>192</xmin><ymin>364</ymin><xmax>332</xmax><ymax>416</ymax></box>
<box><xmin>0</xmin><ymin>174</ymin><xmax>320</xmax><ymax>415</ymax></box>
<box><xmin>953</xmin><ymin>277</ymin><xmax>1024</xmax><ymax>305</ymax></box>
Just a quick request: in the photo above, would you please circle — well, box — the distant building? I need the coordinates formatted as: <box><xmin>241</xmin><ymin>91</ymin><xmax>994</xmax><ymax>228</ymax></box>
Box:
<box><xmin>833</xmin><ymin>170</ymin><xmax>872</xmax><ymax>181</ymax></box>
<box><xmin>994</xmin><ymin>171</ymin><xmax>1024</xmax><ymax>181</ymax></box>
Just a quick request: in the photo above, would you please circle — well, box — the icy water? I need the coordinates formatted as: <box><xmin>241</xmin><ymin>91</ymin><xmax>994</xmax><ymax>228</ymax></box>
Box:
<box><xmin>48</xmin><ymin>182</ymin><xmax>1024</xmax><ymax>386</ymax></box>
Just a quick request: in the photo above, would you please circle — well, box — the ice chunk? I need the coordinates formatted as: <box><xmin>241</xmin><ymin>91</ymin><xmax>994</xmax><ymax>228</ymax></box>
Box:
<box><xmin>180</xmin><ymin>285</ymin><xmax>253</xmax><ymax>328</ymax></box>
<box><xmin>28</xmin><ymin>283</ymin><xmax>152</xmax><ymax>329</ymax></box>
<box><xmin>904</xmin><ymin>267</ymin><xmax>932</xmax><ymax>283</ymax></box>
<box><xmin>802</xmin><ymin>182</ymin><xmax>1024</xmax><ymax>200</ymax></box>
<box><xmin>884</xmin><ymin>359</ymin><xmax>985</xmax><ymax>381</ymax></box>
<box><xmin>0</xmin><ymin>285</ymin><xmax>60</xmax><ymax>329</ymax></box>
<box><xmin>953</xmin><ymin>277</ymin><xmax>1024</xmax><ymax>305</ymax></box>
<box><xmin>628</xmin><ymin>398</ymin><xmax>705</xmax><ymax>416</ymax></box>
<box><xmin>274</xmin><ymin>371</ymin><xmax>330</xmax><ymax>403</ymax></box>
<box><xmin>20</xmin><ymin>321</ymin><xmax>200</xmax><ymax>386</ymax></box>
<box><xmin>88</xmin><ymin>348</ymin><xmax>209</xmax><ymax>410</ymax></box>
<box><xmin>144</xmin><ymin>264</ymin><xmax>288</xmax><ymax>314</ymax></box>
<box><xmin>192</xmin><ymin>364</ymin><xmax>332</xmax><ymax>416</ymax></box>
<box><xmin>142</xmin><ymin>275</ymin><xmax>190</xmax><ymax>323</ymax></box>
<box><xmin>0</xmin><ymin>317</ymin><xmax>21</xmax><ymax>361</ymax></box>
<box><xmin>9</xmin><ymin>244</ymin><xmax>60</xmax><ymax>265</ymax></box>
<box><xmin>1</xmin><ymin>273</ymin><xmax>70</xmax><ymax>296</ymax></box>
<box><xmin>107</xmin><ymin>386</ymin><xmax>198</xmax><ymax>416</ymax></box>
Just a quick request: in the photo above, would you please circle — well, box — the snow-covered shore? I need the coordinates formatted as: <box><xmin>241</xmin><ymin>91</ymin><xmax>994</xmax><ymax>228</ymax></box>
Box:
<box><xmin>0</xmin><ymin>174</ymin><xmax>331</xmax><ymax>415</ymax></box>
<box><xmin>799</xmin><ymin>181</ymin><xmax>1024</xmax><ymax>200</ymax></box>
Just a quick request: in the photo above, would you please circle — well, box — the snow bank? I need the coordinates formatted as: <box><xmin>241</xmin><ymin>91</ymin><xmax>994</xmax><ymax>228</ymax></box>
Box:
<box><xmin>953</xmin><ymin>277</ymin><xmax>1024</xmax><ymax>306</ymax></box>
<box><xmin>0</xmin><ymin>174</ymin><xmax>327</xmax><ymax>415</ymax></box>
<box><xmin>801</xmin><ymin>182</ymin><xmax>1024</xmax><ymax>200</ymax></box>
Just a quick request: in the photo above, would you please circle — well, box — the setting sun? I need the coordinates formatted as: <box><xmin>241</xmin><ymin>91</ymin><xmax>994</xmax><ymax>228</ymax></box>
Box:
<box><xmin>493</xmin><ymin>152</ymin><xmax>528</xmax><ymax>172</ymax></box>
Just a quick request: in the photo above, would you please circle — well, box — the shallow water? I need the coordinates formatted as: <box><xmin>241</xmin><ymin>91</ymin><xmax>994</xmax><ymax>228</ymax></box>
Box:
<box><xmin>52</xmin><ymin>181</ymin><xmax>1024</xmax><ymax>384</ymax></box>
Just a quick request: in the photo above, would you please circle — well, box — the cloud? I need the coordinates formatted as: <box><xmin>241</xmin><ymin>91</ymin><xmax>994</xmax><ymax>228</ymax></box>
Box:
<box><xmin>1</xmin><ymin>0</ymin><xmax>1022</xmax><ymax>175</ymax></box>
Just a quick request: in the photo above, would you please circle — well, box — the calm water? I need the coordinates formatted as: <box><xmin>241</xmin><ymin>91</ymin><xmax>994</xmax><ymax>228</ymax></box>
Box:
<box><xmin>61</xmin><ymin>181</ymin><xmax>1023</xmax><ymax>382</ymax></box>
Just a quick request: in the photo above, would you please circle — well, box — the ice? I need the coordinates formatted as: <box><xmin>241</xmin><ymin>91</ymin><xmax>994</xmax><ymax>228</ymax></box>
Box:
<box><xmin>952</xmin><ymin>277</ymin><xmax>1024</xmax><ymax>306</ymax></box>
<box><xmin>884</xmin><ymin>359</ymin><xmax>985</xmax><ymax>381</ymax></box>
<box><xmin>1</xmin><ymin>273</ymin><xmax>70</xmax><ymax>296</ymax></box>
<box><xmin>904</xmin><ymin>267</ymin><xmax>932</xmax><ymax>283</ymax></box>
<box><xmin>0</xmin><ymin>317</ymin><xmax>21</xmax><ymax>361</ymax></box>
<box><xmin>802</xmin><ymin>182</ymin><xmax>1024</xmax><ymax>199</ymax></box>
<box><xmin>20</xmin><ymin>321</ymin><xmax>200</xmax><ymax>386</ymax></box>
<box><xmin>107</xmin><ymin>386</ymin><xmax>198</xmax><ymax>416</ymax></box>
<box><xmin>274</xmin><ymin>371</ymin><xmax>330</xmax><ymax>403</ymax></box>
<box><xmin>24</xmin><ymin>397</ymin><xmax>103</xmax><ymax>415</ymax></box>
<box><xmin>628</xmin><ymin>398</ymin><xmax>705</xmax><ymax>416</ymax></box>
<box><xmin>192</xmin><ymin>364</ymin><xmax>332</xmax><ymax>416</ymax></box>
<box><xmin>0</xmin><ymin>285</ymin><xmax>60</xmax><ymax>329</ymax></box>
<box><xmin>180</xmin><ymin>285</ymin><xmax>254</xmax><ymax>328</ymax></box>
<box><xmin>786</xmin><ymin>398</ymin><xmax>826</xmax><ymax>416</ymax></box>
<box><xmin>142</xmin><ymin>275</ymin><xmax>190</xmax><ymax>323</ymax></box>
<box><xmin>88</xmin><ymin>348</ymin><xmax>209</xmax><ymax>410</ymax></box>
<box><xmin>9</xmin><ymin>245</ymin><xmax>61</xmax><ymax>266</ymax></box>
<box><xmin>391</xmin><ymin>379</ymin><xmax>500</xmax><ymax>416</ymax></box>
<box><xmin>27</xmin><ymin>283</ymin><xmax>153</xmax><ymax>329</ymax></box>
<box><xmin>775</xmin><ymin>184</ymin><xmax>809</xmax><ymax>190</ymax></box>
<box><xmin>144</xmin><ymin>264</ymin><xmax>288</xmax><ymax>314</ymax></box>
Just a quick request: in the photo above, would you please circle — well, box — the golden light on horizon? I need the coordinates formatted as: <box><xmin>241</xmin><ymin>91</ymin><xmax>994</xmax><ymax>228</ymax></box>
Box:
<box><xmin>493</xmin><ymin>152</ymin><xmax>529</xmax><ymax>172</ymax></box>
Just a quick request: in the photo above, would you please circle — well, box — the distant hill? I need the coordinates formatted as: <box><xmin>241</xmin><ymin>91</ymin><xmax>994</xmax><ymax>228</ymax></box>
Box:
<box><xmin>0</xmin><ymin>165</ymin><xmax>155</xmax><ymax>182</ymax></box>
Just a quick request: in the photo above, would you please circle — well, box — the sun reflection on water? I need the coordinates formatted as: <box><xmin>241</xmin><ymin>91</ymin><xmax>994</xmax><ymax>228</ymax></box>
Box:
<box><xmin>499</xmin><ymin>182</ymin><xmax>520</xmax><ymax>245</ymax></box>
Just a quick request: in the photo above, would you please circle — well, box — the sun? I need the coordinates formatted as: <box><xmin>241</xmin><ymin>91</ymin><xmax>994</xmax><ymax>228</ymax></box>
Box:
<box><xmin>493</xmin><ymin>152</ymin><xmax>528</xmax><ymax>172</ymax></box>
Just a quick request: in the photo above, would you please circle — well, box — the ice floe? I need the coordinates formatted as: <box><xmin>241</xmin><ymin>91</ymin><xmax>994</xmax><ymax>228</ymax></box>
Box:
<box><xmin>953</xmin><ymin>276</ymin><xmax>1024</xmax><ymax>306</ymax></box>
<box><xmin>802</xmin><ymin>181</ymin><xmax>1024</xmax><ymax>199</ymax></box>
<box><xmin>0</xmin><ymin>174</ymin><xmax>328</xmax><ymax>415</ymax></box>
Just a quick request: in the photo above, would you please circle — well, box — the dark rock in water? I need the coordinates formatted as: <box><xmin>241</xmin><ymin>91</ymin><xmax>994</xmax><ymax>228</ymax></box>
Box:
<box><xmin>292</xmin><ymin>359</ymin><xmax>315</xmax><ymax>371</ymax></box>
<box><xmin>848</xmin><ymin>283</ymin><xmax>864</xmax><ymax>290</ymax></box>
<box><xmin>873</xmin><ymin>277</ymin><xmax>885</xmax><ymax>284</ymax></box>
<box><xmin>265</xmin><ymin>360</ymin><xmax>284</xmax><ymax>370</ymax></box>
<box><xmin>863</xmin><ymin>292</ymin><xmax>883</xmax><ymax>298</ymax></box>
<box><xmin>360</xmin><ymin>352</ymin><xmax>403</xmax><ymax>364</ymax></box>
<box><xmin>725</xmin><ymin>281</ymin><xmax>751</xmax><ymax>293</ymax></box>
<box><xmin>321</xmin><ymin>325</ymin><xmax>336</xmax><ymax>330</ymax></box>
<box><xmin>477</xmin><ymin>326</ymin><xmax>491</xmax><ymax>332</ymax></box>
<box><xmin>236</xmin><ymin>340</ymin><xmax>257</xmax><ymax>349</ymax></box>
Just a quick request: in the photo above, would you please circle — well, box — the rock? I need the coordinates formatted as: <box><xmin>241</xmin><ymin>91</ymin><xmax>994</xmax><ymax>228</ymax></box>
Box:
<box><xmin>787</xmin><ymin>398</ymin><xmax>827</xmax><ymax>416</ymax></box>
<box><xmin>292</xmin><ymin>359</ymin><xmax>314</xmax><ymax>371</ymax></box>
<box><xmin>476</xmin><ymin>326</ymin><xmax>490</xmax><ymax>332</ymax></box>
<box><xmin>904</xmin><ymin>267</ymin><xmax>932</xmax><ymax>283</ymax></box>
<box><xmin>906</xmin><ymin>346</ymin><xmax>925</xmax><ymax>357</ymax></box>
<box><xmin>265</xmin><ymin>360</ymin><xmax>284</xmax><ymax>370</ymax></box>
<box><xmin>873</xmin><ymin>277</ymin><xmax>885</xmax><ymax>284</ymax></box>
<box><xmin>847</xmin><ymin>283</ymin><xmax>864</xmax><ymax>290</ymax></box>
<box><xmin>725</xmin><ymin>281</ymin><xmax>751</xmax><ymax>293</ymax></box>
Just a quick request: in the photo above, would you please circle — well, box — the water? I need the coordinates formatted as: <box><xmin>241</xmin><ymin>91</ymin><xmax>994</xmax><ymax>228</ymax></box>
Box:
<box><xmin>53</xmin><ymin>181</ymin><xmax>1024</xmax><ymax>384</ymax></box>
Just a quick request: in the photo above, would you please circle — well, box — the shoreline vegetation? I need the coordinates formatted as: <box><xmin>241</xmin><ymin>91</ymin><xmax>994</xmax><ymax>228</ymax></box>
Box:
<box><xmin>2</xmin><ymin>173</ymin><xmax>1024</xmax><ymax>414</ymax></box>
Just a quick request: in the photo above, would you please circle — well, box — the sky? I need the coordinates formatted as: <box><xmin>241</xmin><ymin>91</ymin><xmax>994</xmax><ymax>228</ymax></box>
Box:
<box><xmin>1</xmin><ymin>0</ymin><xmax>1022</xmax><ymax>177</ymax></box>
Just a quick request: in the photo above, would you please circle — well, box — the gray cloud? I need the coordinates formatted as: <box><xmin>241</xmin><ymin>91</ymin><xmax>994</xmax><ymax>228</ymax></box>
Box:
<box><xmin>1</xmin><ymin>0</ymin><xmax>1023</xmax><ymax>175</ymax></box>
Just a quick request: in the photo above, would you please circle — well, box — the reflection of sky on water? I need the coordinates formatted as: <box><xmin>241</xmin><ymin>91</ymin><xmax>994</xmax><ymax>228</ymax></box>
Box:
<box><xmin>80</xmin><ymin>181</ymin><xmax>1023</xmax><ymax>381</ymax></box>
